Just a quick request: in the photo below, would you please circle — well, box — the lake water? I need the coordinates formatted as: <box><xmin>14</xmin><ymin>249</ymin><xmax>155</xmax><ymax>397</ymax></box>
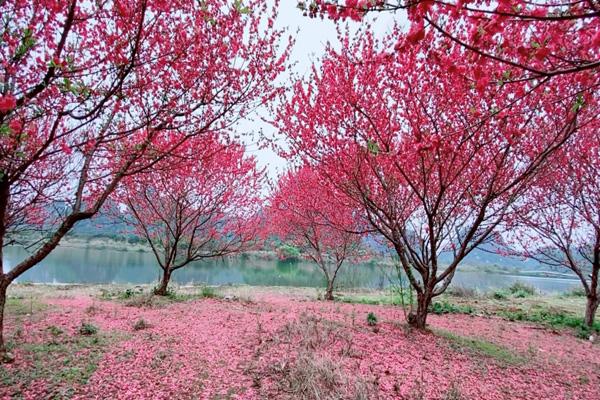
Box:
<box><xmin>4</xmin><ymin>246</ymin><xmax>581</xmax><ymax>293</ymax></box>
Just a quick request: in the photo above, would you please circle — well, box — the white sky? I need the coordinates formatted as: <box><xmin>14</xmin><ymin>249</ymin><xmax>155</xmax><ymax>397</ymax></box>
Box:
<box><xmin>241</xmin><ymin>2</ymin><xmax>405</xmax><ymax>179</ymax></box>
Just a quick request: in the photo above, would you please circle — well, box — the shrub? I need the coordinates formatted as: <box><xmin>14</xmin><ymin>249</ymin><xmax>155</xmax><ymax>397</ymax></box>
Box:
<box><xmin>576</xmin><ymin>325</ymin><xmax>593</xmax><ymax>340</ymax></box>
<box><xmin>78</xmin><ymin>322</ymin><xmax>98</xmax><ymax>336</ymax></box>
<box><xmin>119</xmin><ymin>288</ymin><xmax>136</xmax><ymax>299</ymax></box>
<box><xmin>277</xmin><ymin>243</ymin><xmax>301</xmax><ymax>260</ymax></box>
<box><xmin>200</xmin><ymin>286</ymin><xmax>216</xmax><ymax>298</ymax></box>
<box><xmin>430</xmin><ymin>301</ymin><xmax>474</xmax><ymax>315</ymax></box>
<box><xmin>366</xmin><ymin>312</ymin><xmax>378</xmax><ymax>326</ymax></box>
<box><xmin>492</xmin><ymin>290</ymin><xmax>509</xmax><ymax>300</ymax></box>
<box><xmin>508</xmin><ymin>281</ymin><xmax>536</xmax><ymax>297</ymax></box>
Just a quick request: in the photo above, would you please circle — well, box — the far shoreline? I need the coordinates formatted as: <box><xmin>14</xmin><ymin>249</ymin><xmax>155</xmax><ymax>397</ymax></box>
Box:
<box><xmin>8</xmin><ymin>236</ymin><xmax>580</xmax><ymax>282</ymax></box>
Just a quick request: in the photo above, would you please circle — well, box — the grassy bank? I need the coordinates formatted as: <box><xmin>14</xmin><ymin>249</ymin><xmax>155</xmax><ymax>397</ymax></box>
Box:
<box><xmin>8</xmin><ymin>281</ymin><xmax>599</xmax><ymax>337</ymax></box>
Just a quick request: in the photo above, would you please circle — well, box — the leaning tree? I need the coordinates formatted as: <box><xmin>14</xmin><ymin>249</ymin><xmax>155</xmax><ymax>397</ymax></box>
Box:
<box><xmin>0</xmin><ymin>0</ymin><xmax>288</xmax><ymax>357</ymax></box>
<box><xmin>275</xmin><ymin>30</ymin><xmax>596</xmax><ymax>328</ymax></box>
<box><xmin>267</xmin><ymin>166</ymin><xmax>363</xmax><ymax>300</ymax></box>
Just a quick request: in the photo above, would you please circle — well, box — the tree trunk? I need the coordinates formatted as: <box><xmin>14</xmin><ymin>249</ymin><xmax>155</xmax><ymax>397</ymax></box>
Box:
<box><xmin>584</xmin><ymin>295</ymin><xmax>599</xmax><ymax>328</ymax></box>
<box><xmin>0</xmin><ymin>277</ymin><xmax>10</xmax><ymax>362</ymax></box>
<box><xmin>324</xmin><ymin>280</ymin><xmax>334</xmax><ymax>301</ymax></box>
<box><xmin>154</xmin><ymin>269</ymin><xmax>172</xmax><ymax>296</ymax></box>
<box><xmin>408</xmin><ymin>291</ymin><xmax>432</xmax><ymax>329</ymax></box>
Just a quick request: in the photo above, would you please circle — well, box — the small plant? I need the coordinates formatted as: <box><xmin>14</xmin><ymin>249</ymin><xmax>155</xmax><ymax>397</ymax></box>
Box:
<box><xmin>119</xmin><ymin>288</ymin><xmax>136</xmax><ymax>299</ymax></box>
<box><xmin>507</xmin><ymin>281</ymin><xmax>536</xmax><ymax>297</ymax></box>
<box><xmin>47</xmin><ymin>325</ymin><xmax>64</xmax><ymax>337</ymax></box>
<box><xmin>430</xmin><ymin>301</ymin><xmax>474</xmax><ymax>315</ymax></box>
<box><xmin>492</xmin><ymin>290</ymin><xmax>509</xmax><ymax>300</ymax></box>
<box><xmin>366</xmin><ymin>312</ymin><xmax>378</xmax><ymax>326</ymax></box>
<box><xmin>575</xmin><ymin>324</ymin><xmax>593</xmax><ymax>340</ymax></box>
<box><xmin>164</xmin><ymin>287</ymin><xmax>178</xmax><ymax>300</ymax></box>
<box><xmin>78</xmin><ymin>322</ymin><xmax>98</xmax><ymax>336</ymax></box>
<box><xmin>200</xmin><ymin>286</ymin><xmax>216</xmax><ymax>298</ymax></box>
<box><xmin>133</xmin><ymin>318</ymin><xmax>150</xmax><ymax>331</ymax></box>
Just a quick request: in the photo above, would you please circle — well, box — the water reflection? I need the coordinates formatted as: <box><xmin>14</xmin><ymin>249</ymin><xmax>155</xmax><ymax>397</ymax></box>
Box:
<box><xmin>4</xmin><ymin>246</ymin><xmax>580</xmax><ymax>293</ymax></box>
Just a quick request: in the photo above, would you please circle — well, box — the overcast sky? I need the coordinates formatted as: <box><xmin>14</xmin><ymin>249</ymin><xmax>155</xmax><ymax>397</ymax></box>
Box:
<box><xmin>242</xmin><ymin>2</ymin><xmax>405</xmax><ymax>179</ymax></box>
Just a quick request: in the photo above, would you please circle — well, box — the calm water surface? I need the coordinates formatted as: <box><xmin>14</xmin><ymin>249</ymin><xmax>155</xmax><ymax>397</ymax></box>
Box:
<box><xmin>4</xmin><ymin>246</ymin><xmax>580</xmax><ymax>293</ymax></box>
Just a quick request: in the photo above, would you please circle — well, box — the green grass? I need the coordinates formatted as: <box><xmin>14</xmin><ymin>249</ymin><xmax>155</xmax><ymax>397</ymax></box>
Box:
<box><xmin>435</xmin><ymin>329</ymin><xmax>526</xmax><ymax>366</ymax></box>
<box><xmin>507</xmin><ymin>281</ymin><xmax>536</xmax><ymax>297</ymax></box>
<box><xmin>99</xmin><ymin>285</ymin><xmax>218</xmax><ymax>306</ymax></box>
<box><xmin>0</xmin><ymin>329</ymin><xmax>122</xmax><ymax>398</ymax></box>
<box><xmin>5</xmin><ymin>296</ymin><xmax>47</xmax><ymax>316</ymax></box>
<box><xmin>499</xmin><ymin>309</ymin><xmax>600</xmax><ymax>333</ymax></box>
<box><xmin>99</xmin><ymin>287</ymin><xmax>143</xmax><ymax>300</ymax></box>
<box><xmin>200</xmin><ymin>286</ymin><xmax>218</xmax><ymax>299</ymax></box>
<box><xmin>490</xmin><ymin>282</ymin><xmax>536</xmax><ymax>300</ymax></box>
<box><xmin>430</xmin><ymin>301</ymin><xmax>474</xmax><ymax>315</ymax></box>
<box><xmin>561</xmin><ymin>287</ymin><xmax>587</xmax><ymax>298</ymax></box>
<box><xmin>337</xmin><ymin>288</ymin><xmax>414</xmax><ymax>306</ymax></box>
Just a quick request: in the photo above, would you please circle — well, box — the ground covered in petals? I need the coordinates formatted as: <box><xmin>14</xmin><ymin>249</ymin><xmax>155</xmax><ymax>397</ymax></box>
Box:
<box><xmin>1</xmin><ymin>285</ymin><xmax>599</xmax><ymax>399</ymax></box>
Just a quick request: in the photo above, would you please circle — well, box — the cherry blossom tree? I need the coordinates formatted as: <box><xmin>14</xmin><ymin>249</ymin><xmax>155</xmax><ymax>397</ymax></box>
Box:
<box><xmin>117</xmin><ymin>136</ymin><xmax>263</xmax><ymax>296</ymax></box>
<box><xmin>0</xmin><ymin>0</ymin><xmax>288</xmax><ymax>357</ymax></box>
<box><xmin>300</xmin><ymin>0</ymin><xmax>599</xmax><ymax>83</ymax></box>
<box><xmin>275</xmin><ymin>31</ymin><xmax>596</xmax><ymax>328</ymax></box>
<box><xmin>505</xmin><ymin>125</ymin><xmax>600</xmax><ymax>328</ymax></box>
<box><xmin>267</xmin><ymin>166</ymin><xmax>363</xmax><ymax>300</ymax></box>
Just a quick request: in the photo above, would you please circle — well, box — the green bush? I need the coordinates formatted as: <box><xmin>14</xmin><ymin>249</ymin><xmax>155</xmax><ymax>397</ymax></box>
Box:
<box><xmin>119</xmin><ymin>288</ymin><xmax>136</xmax><ymax>299</ymax></box>
<box><xmin>492</xmin><ymin>290</ymin><xmax>509</xmax><ymax>300</ymax></box>
<box><xmin>575</xmin><ymin>325</ymin><xmax>596</xmax><ymax>340</ymax></box>
<box><xmin>430</xmin><ymin>301</ymin><xmax>474</xmax><ymax>315</ymax></box>
<box><xmin>366</xmin><ymin>312</ymin><xmax>378</xmax><ymax>326</ymax></box>
<box><xmin>78</xmin><ymin>322</ymin><xmax>98</xmax><ymax>336</ymax></box>
<box><xmin>278</xmin><ymin>244</ymin><xmax>301</xmax><ymax>260</ymax></box>
<box><xmin>507</xmin><ymin>281</ymin><xmax>536</xmax><ymax>297</ymax></box>
<box><xmin>200</xmin><ymin>286</ymin><xmax>217</xmax><ymax>298</ymax></box>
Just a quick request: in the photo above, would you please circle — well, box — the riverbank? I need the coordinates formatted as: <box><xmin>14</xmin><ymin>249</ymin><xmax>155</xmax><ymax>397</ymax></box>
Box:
<box><xmin>1</xmin><ymin>284</ymin><xmax>598</xmax><ymax>399</ymax></box>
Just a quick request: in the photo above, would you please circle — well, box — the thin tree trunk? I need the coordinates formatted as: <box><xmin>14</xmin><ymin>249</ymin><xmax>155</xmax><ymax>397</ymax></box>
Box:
<box><xmin>584</xmin><ymin>295</ymin><xmax>599</xmax><ymax>328</ymax></box>
<box><xmin>154</xmin><ymin>269</ymin><xmax>172</xmax><ymax>296</ymax></box>
<box><xmin>0</xmin><ymin>277</ymin><xmax>10</xmax><ymax>361</ymax></box>
<box><xmin>324</xmin><ymin>280</ymin><xmax>334</xmax><ymax>301</ymax></box>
